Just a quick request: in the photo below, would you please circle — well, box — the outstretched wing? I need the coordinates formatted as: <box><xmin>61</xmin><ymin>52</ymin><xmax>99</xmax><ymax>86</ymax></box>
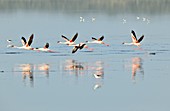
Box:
<box><xmin>72</xmin><ymin>46</ymin><xmax>79</xmax><ymax>53</ymax></box>
<box><xmin>44</xmin><ymin>43</ymin><xmax>49</xmax><ymax>48</ymax></box>
<box><xmin>27</xmin><ymin>34</ymin><xmax>34</xmax><ymax>46</ymax></box>
<box><xmin>137</xmin><ymin>35</ymin><xmax>144</xmax><ymax>43</ymax></box>
<box><xmin>21</xmin><ymin>37</ymin><xmax>27</xmax><ymax>46</ymax></box>
<box><xmin>92</xmin><ymin>37</ymin><xmax>97</xmax><ymax>40</ymax></box>
<box><xmin>98</xmin><ymin>36</ymin><xmax>104</xmax><ymax>41</ymax></box>
<box><xmin>70</xmin><ymin>33</ymin><xmax>78</xmax><ymax>42</ymax></box>
<box><xmin>79</xmin><ymin>43</ymin><xmax>86</xmax><ymax>50</ymax></box>
<box><xmin>131</xmin><ymin>30</ymin><xmax>138</xmax><ymax>43</ymax></box>
<box><xmin>61</xmin><ymin>35</ymin><xmax>70</xmax><ymax>42</ymax></box>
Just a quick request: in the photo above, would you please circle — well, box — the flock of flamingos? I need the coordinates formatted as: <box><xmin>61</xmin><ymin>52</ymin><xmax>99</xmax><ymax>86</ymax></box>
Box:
<box><xmin>5</xmin><ymin>30</ymin><xmax>145</xmax><ymax>87</ymax></box>
<box><xmin>7</xmin><ymin>30</ymin><xmax>144</xmax><ymax>53</ymax></box>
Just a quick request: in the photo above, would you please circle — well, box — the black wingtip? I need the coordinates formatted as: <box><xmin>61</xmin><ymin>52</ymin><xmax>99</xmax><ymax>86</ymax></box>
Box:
<box><xmin>92</xmin><ymin>37</ymin><xmax>97</xmax><ymax>40</ymax></box>
<box><xmin>79</xmin><ymin>43</ymin><xmax>86</xmax><ymax>50</ymax></box>
<box><xmin>72</xmin><ymin>50</ymin><xmax>76</xmax><ymax>54</ymax></box>
<box><xmin>131</xmin><ymin>30</ymin><xmax>135</xmax><ymax>33</ymax></box>
<box><xmin>45</xmin><ymin>43</ymin><xmax>49</xmax><ymax>48</ymax></box>
<box><xmin>30</xmin><ymin>34</ymin><xmax>34</xmax><ymax>39</ymax></box>
<box><xmin>30</xmin><ymin>33</ymin><xmax>34</xmax><ymax>37</ymax></box>
<box><xmin>138</xmin><ymin>35</ymin><xmax>144</xmax><ymax>43</ymax></box>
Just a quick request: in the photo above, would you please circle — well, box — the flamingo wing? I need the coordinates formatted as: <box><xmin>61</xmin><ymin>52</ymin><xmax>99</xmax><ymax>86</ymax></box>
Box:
<box><xmin>70</xmin><ymin>33</ymin><xmax>78</xmax><ymax>42</ymax></box>
<box><xmin>21</xmin><ymin>37</ymin><xmax>27</xmax><ymax>46</ymax></box>
<box><xmin>44</xmin><ymin>43</ymin><xmax>49</xmax><ymax>48</ymax></box>
<box><xmin>131</xmin><ymin>30</ymin><xmax>138</xmax><ymax>43</ymax></box>
<box><xmin>98</xmin><ymin>36</ymin><xmax>104</xmax><ymax>41</ymax></box>
<box><xmin>92</xmin><ymin>37</ymin><xmax>97</xmax><ymax>40</ymax></box>
<box><xmin>137</xmin><ymin>35</ymin><xmax>144</xmax><ymax>43</ymax></box>
<box><xmin>72</xmin><ymin>46</ymin><xmax>79</xmax><ymax>53</ymax></box>
<box><xmin>27</xmin><ymin>34</ymin><xmax>34</xmax><ymax>46</ymax></box>
<box><xmin>61</xmin><ymin>35</ymin><xmax>70</xmax><ymax>42</ymax></box>
<box><xmin>79</xmin><ymin>43</ymin><xmax>86</xmax><ymax>50</ymax></box>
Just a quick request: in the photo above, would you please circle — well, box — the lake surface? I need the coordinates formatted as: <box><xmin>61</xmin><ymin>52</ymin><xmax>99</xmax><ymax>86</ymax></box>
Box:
<box><xmin>0</xmin><ymin>1</ymin><xmax>170</xmax><ymax>111</ymax></box>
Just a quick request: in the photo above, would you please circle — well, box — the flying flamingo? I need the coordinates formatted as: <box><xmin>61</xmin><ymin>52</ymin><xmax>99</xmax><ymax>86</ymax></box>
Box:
<box><xmin>72</xmin><ymin>43</ymin><xmax>87</xmax><ymax>53</ymax></box>
<box><xmin>57</xmin><ymin>33</ymin><xmax>78</xmax><ymax>46</ymax></box>
<box><xmin>86</xmin><ymin>36</ymin><xmax>109</xmax><ymax>46</ymax></box>
<box><xmin>7</xmin><ymin>34</ymin><xmax>34</xmax><ymax>50</ymax></box>
<box><xmin>122</xmin><ymin>30</ymin><xmax>144</xmax><ymax>47</ymax></box>
<box><xmin>34</xmin><ymin>43</ymin><xmax>57</xmax><ymax>53</ymax></box>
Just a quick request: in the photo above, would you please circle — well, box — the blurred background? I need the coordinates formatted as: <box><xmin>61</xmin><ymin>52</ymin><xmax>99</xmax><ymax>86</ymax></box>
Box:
<box><xmin>0</xmin><ymin>0</ymin><xmax>169</xmax><ymax>15</ymax></box>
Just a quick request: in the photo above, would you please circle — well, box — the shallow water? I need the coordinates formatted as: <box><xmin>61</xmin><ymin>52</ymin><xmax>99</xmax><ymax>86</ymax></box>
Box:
<box><xmin>0</xmin><ymin>1</ymin><xmax>170</xmax><ymax>111</ymax></box>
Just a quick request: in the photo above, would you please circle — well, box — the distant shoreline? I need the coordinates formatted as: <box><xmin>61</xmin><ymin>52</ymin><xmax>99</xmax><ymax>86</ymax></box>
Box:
<box><xmin>0</xmin><ymin>0</ymin><xmax>169</xmax><ymax>15</ymax></box>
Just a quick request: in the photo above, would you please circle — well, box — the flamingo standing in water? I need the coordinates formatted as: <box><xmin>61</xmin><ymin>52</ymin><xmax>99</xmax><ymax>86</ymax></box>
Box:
<box><xmin>122</xmin><ymin>30</ymin><xmax>144</xmax><ymax>47</ymax></box>
<box><xmin>86</xmin><ymin>36</ymin><xmax>109</xmax><ymax>46</ymax></box>
<box><xmin>57</xmin><ymin>33</ymin><xmax>78</xmax><ymax>46</ymax></box>
<box><xmin>8</xmin><ymin>34</ymin><xmax>34</xmax><ymax>50</ymax></box>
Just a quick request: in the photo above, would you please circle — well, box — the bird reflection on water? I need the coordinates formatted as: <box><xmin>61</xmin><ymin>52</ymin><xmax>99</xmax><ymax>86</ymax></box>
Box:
<box><xmin>124</xmin><ymin>57</ymin><xmax>144</xmax><ymax>83</ymax></box>
<box><xmin>12</xmin><ymin>59</ymin><xmax>106</xmax><ymax>90</ymax></box>
<box><xmin>62</xmin><ymin>59</ymin><xmax>104</xmax><ymax>90</ymax></box>
<box><xmin>63</xmin><ymin>59</ymin><xmax>85</xmax><ymax>76</ymax></box>
<box><xmin>17</xmin><ymin>64</ymin><xmax>34</xmax><ymax>87</ymax></box>
<box><xmin>93</xmin><ymin>61</ymin><xmax>104</xmax><ymax>90</ymax></box>
<box><xmin>93</xmin><ymin>61</ymin><xmax>104</xmax><ymax>79</ymax></box>
<box><xmin>37</xmin><ymin>64</ymin><xmax>50</xmax><ymax>78</ymax></box>
<box><xmin>131</xmin><ymin>57</ymin><xmax>144</xmax><ymax>81</ymax></box>
<box><xmin>13</xmin><ymin>63</ymin><xmax>50</xmax><ymax>87</ymax></box>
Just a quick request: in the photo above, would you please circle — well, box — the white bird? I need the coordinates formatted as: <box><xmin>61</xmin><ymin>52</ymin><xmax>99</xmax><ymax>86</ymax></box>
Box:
<box><xmin>86</xmin><ymin>36</ymin><xmax>109</xmax><ymax>46</ymax></box>
<box><xmin>7</xmin><ymin>39</ymin><xmax>12</xmax><ymax>43</ymax></box>
<box><xmin>8</xmin><ymin>34</ymin><xmax>34</xmax><ymax>50</ymax></box>
<box><xmin>146</xmin><ymin>19</ymin><xmax>150</xmax><ymax>24</ymax></box>
<box><xmin>57</xmin><ymin>33</ymin><xmax>78</xmax><ymax>46</ymax></box>
<box><xmin>136</xmin><ymin>16</ymin><xmax>140</xmax><ymax>20</ymax></box>
<box><xmin>34</xmin><ymin>43</ymin><xmax>56</xmax><ymax>53</ymax></box>
<box><xmin>143</xmin><ymin>17</ymin><xmax>146</xmax><ymax>21</ymax></box>
<box><xmin>92</xmin><ymin>17</ymin><xmax>96</xmax><ymax>22</ymax></box>
<box><xmin>93</xmin><ymin>73</ymin><xmax>103</xmax><ymax>79</ymax></box>
<box><xmin>7</xmin><ymin>40</ymin><xmax>13</xmax><ymax>48</ymax></box>
<box><xmin>123</xmin><ymin>19</ymin><xmax>127</xmax><ymax>24</ymax></box>
<box><xmin>122</xmin><ymin>30</ymin><xmax>144</xmax><ymax>47</ymax></box>
<box><xmin>93</xmin><ymin>84</ymin><xmax>102</xmax><ymax>90</ymax></box>
<box><xmin>80</xmin><ymin>17</ymin><xmax>85</xmax><ymax>22</ymax></box>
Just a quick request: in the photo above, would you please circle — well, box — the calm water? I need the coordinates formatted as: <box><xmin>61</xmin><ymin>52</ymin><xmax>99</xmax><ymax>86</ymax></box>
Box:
<box><xmin>0</xmin><ymin>1</ymin><xmax>170</xmax><ymax>111</ymax></box>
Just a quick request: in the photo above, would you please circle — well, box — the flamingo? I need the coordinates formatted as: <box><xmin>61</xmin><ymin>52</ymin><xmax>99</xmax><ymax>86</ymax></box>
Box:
<box><xmin>34</xmin><ymin>43</ymin><xmax>56</xmax><ymax>53</ymax></box>
<box><xmin>72</xmin><ymin>43</ymin><xmax>86</xmax><ymax>53</ymax></box>
<box><xmin>8</xmin><ymin>34</ymin><xmax>34</xmax><ymax>50</ymax></box>
<box><xmin>57</xmin><ymin>33</ymin><xmax>78</xmax><ymax>46</ymax></box>
<box><xmin>86</xmin><ymin>36</ymin><xmax>109</xmax><ymax>46</ymax></box>
<box><xmin>122</xmin><ymin>30</ymin><xmax>144</xmax><ymax>47</ymax></box>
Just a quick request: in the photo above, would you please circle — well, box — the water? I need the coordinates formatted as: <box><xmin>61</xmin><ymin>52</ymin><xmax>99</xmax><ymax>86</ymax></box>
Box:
<box><xmin>0</xmin><ymin>1</ymin><xmax>170</xmax><ymax>111</ymax></box>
